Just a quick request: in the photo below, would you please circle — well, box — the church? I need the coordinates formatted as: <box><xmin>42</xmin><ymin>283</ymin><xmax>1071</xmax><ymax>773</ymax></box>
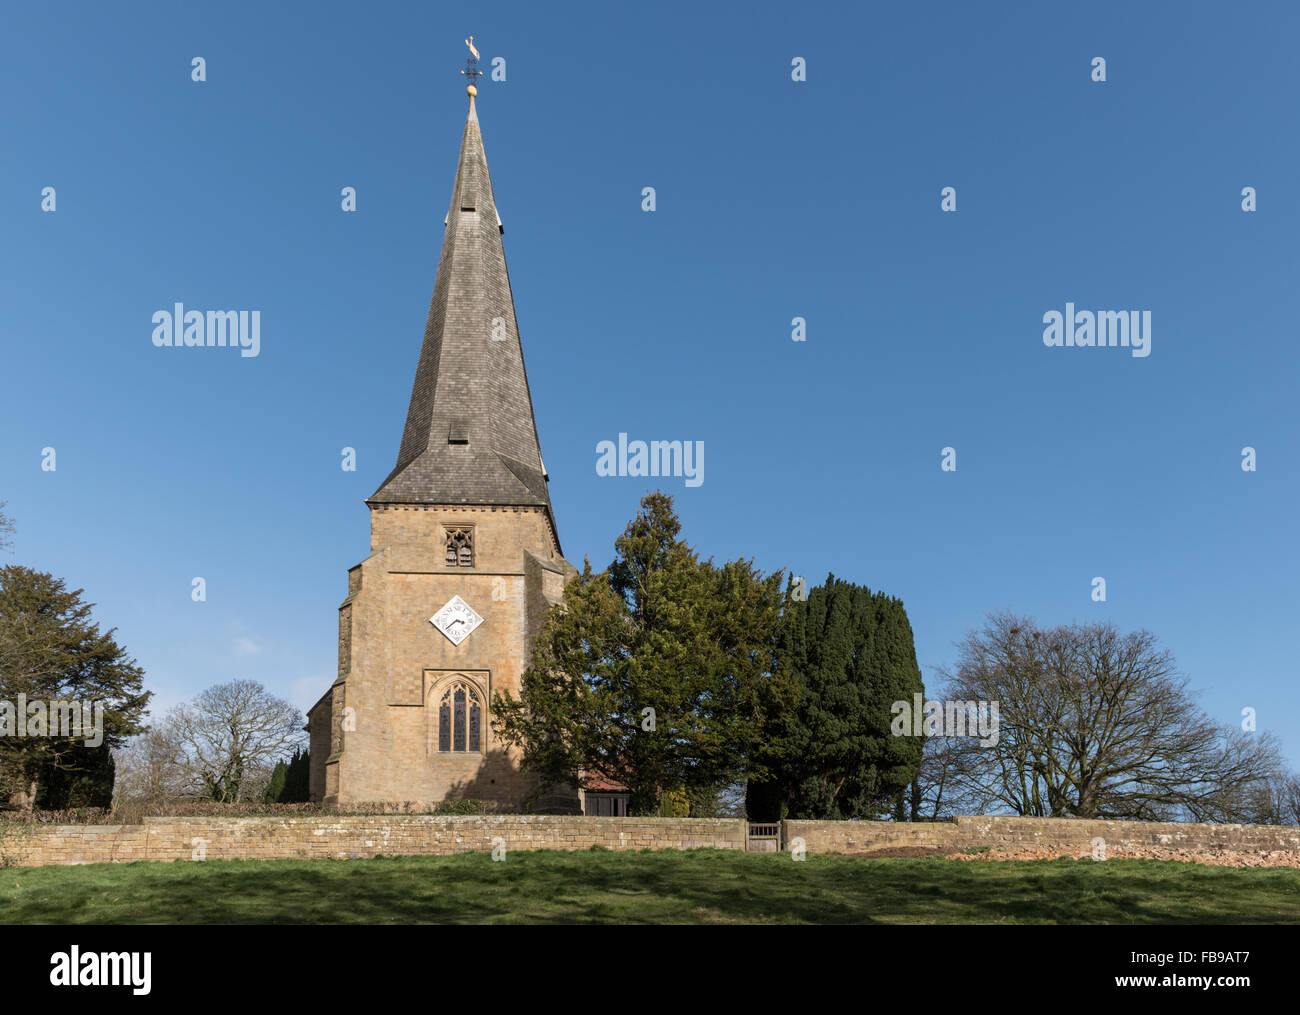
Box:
<box><xmin>307</xmin><ymin>58</ymin><xmax>587</xmax><ymax>813</ymax></box>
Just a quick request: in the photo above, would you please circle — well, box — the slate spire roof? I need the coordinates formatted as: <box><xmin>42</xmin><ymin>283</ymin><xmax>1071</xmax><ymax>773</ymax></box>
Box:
<box><xmin>370</xmin><ymin>95</ymin><xmax>558</xmax><ymax>541</ymax></box>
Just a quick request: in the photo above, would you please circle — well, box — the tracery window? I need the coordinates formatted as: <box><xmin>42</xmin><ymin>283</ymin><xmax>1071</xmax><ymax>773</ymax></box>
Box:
<box><xmin>438</xmin><ymin>682</ymin><xmax>482</xmax><ymax>753</ymax></box>
<box><xmin>444</xmin><ymin>526</ymin><xmax>474</xmax><ymax>567</ymax></box>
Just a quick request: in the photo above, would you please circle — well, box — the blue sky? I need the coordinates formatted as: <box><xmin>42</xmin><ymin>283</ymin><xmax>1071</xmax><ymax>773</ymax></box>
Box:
<box><xmin>2</xmin><ymin>1</ymin><xmax>1297</xmax><ymax>767</ymax></box>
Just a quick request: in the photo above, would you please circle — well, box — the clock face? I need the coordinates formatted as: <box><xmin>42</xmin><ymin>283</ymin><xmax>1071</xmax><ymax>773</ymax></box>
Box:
<box><xmin>430</xmin><ymin>595</ymin><xmax>484</xmax><ymax>646</ymax></box>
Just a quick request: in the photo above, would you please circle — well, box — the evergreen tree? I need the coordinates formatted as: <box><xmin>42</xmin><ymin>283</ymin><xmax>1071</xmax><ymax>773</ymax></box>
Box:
<box><xmin>283</xmin><ymin>747</ymin><xmax>310</xmax><ymax>802</ymax></box>
<box><xmin>37</xmin><ymin>741</ymin><xmax>115</xmax><ymax>809</ymax></box>
<box><xmin>263</xmin><ymin>759</ymin><xmax>288</xmax><ymax>803</ymax></box>
<box><xmin>494</xmin><ymin>493</ymin><xmax>794</xmax><ymax>815</ymax></box>
<box><xmin>0</xmin><ymin>565</ymin><xmax>151</xmax><ymax>810</ymax></box>
<box><xmin>263</xmin><ymin>748</ymin><xmax>311</xmax><ymax>803</ymax></box>
<box><xmin>749</xmin><ymin>574</ymin><xmax>925</xmax><ymax>820</ymax></box>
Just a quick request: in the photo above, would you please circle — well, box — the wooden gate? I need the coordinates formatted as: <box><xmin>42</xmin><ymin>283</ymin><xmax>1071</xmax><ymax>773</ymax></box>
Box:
<box><xmin>746</xmin><ymin>822</ymin><xmax>782</xmax><ymax>853</ymax></box>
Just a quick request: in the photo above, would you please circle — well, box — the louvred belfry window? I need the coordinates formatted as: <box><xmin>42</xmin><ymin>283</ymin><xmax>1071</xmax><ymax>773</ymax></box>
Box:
<box><xmin>445</xmin><ymin>526</ymin><xmax>474</xmax><ymax>567</ymax></box>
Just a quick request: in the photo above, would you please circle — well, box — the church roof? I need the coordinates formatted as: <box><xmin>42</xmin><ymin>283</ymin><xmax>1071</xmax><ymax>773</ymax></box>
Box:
<box><xmin>369</xmin><ymin>95</ymin><xmax>558</xmax><ymax>539</ymax></box>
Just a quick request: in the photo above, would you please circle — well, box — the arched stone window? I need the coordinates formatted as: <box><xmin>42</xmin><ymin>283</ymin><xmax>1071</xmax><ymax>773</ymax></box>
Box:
<box><xmin>437</xmin><ymin>681</ymin><xmax>482</xmax><ymax>753</ymax></box>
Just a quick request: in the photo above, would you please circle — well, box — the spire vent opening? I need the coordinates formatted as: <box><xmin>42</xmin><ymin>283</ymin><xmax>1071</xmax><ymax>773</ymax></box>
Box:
<box><xmin>448</xmin><ymin>420</ymin><xmax>469</xmax><ymax>445</ymax></box>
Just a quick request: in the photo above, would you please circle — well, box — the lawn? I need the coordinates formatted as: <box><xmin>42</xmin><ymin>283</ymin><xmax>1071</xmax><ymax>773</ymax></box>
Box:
<box><xmin>3</xmin><ymin>849</ymin><xmax>1298</xmax><ymax>924</ymax></box>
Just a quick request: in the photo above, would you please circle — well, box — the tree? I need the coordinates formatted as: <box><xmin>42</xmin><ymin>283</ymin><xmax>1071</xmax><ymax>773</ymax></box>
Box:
<box><xmin>901</xmin><ymin>733</ymin><xmax>1001</xmax><ymax>822</ymax></box>
<box><xmin>748</xmin><ymin>575</ymin><xmax>926</xmax><ymax>820</ymax></box>
<box><xmin>1240</xmin><ymin>770</ymin><xmax>1300</xmax><ymax>826</ymax></box>
<box><xmin>37</xmin><ymin>741</ymin><xmax>115</xmax><ymax>809</ymax></box>
<box><xmin>160</xmin><ymin>680</ymin><xmax>305</xmax><ymax>802</ymax></box>
<box><xmin>283</xmin><ymin>747</ymin><xmax>310</xmax><ymax>802</ymax></box>
<box><xmin>934</xmin><ymin>612</ymin><xmax>1286</xmax><ymax>820</ymax></box>
<box><xmin>0</xmin><ymin>502</ymin><xmax>14</xmax><ymax>554</ymax></box>
<box><xmin>492</xmin><ymin>492</ymin><xmax>794</xmax><ymax>815</ymax></box>
<box><xmin>111</xmin><ymin>725</ymin><xmax>190</xmax><ymax>809</ymax></box>
<box><xmin>264</xmin><ymin>747</ymin><xmax>310</xmax><ymax>803</ymax></box>
<box><xmin>263</xmin><ymin>759</ymin><xmax>288</xmax><ymax>803</ymax></box>
<box><xmin>0</xmin><ymin>565</ymin><xmax>151</xmax><ymax>810</ymax></box>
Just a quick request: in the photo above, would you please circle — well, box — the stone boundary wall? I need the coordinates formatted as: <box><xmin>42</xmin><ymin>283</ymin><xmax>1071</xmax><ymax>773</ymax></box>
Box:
<box><xmin>786</xmin><ymin>815</ymin><xmax>1300</xmax><ymax>855</ymax></box>
<box><xmin>4</xmin><ymin>814</ymin><xmax>1298</xmax><ymax>868</ymax></box>
<box><xmin>3</xmin><ymin>815</ymin><xmax>743</xmax><ymax>868</ymax></box>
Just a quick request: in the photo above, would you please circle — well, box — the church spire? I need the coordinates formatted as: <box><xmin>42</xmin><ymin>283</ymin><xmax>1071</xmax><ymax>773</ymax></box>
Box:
<box><xmin>369</xmin><ymin>46</ymin><xmax>558</xmax><ymax>548</ymax></box>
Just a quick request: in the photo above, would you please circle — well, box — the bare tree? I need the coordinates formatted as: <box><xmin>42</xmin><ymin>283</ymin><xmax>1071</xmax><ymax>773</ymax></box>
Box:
<box><xmin>1212</xmin><ymin>766</ymin><xmax>1300</xmax><ymax>826</ymax></box>
<box><xmin>0</xmin><ymin>503</ymin><xmax>14</xmax><ymax>553</ymax></box>
<box><xmin>909</xmin><ymin>734</ymin><xmax>1000</xmax><ymax>820</ymax></box>
<box><xmin>161</xmin><ymin>680</ymin><xmax>305</xmax><ymax>802</ymax></box>
<box><xmin>111</xmin><ymin>725</ymin><xmax>191</xmax><ymax>808</ymax></box>
<box><xmin>934</xmin><ymin>613</ymin><xmax>1285</xmax><ymax>821</ymax></box>
<box><xmin>1278</xmin><ymin>774</ymin><xmax>1300</xmax><ymax>825</ymax></box>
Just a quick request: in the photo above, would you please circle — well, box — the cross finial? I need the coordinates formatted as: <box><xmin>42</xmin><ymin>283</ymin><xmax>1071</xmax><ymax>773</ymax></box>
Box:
<box><xmin>461</xmin><ymin>36</ymin><xmax>482</xmax><ymax>97</ymax></box>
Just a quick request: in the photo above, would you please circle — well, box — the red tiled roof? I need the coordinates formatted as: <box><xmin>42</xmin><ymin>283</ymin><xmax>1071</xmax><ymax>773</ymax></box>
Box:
<box><xmin>582</xmin><ymin>769</ymin><xmax>629</xmax><ymax>793</ymax></box>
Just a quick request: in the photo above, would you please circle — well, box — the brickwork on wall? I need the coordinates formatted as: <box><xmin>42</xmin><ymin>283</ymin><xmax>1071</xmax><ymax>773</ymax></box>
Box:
<box><xmin>7</xmin><ymin>815</ymin><xmax>1297</xmax><ymax>868</ymax></box>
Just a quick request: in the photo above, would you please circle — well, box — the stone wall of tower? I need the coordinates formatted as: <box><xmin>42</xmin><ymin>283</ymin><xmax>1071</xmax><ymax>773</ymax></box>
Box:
<box><xmin>321</xmin><ymin>503</ymin><xmax>577</xmax><ymax>810</ymax></box>
<box><xmin>306</xmin><ymin>690</ymin><xmax>331</xmax><ymax>803</ymax></box>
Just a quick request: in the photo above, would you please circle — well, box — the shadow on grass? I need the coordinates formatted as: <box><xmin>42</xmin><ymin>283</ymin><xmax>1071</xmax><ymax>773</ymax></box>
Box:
<box><xmin>4</xmin><ymin>851</ymin><xmax>1298</xmax><ymax>925</ymax></box>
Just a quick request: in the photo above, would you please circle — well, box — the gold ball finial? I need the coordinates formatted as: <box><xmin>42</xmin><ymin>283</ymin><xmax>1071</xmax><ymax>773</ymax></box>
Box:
<box><xmin>467</xmin><ymin>84</ymin><xmax>478</xmax><ymax>97</ymax></box>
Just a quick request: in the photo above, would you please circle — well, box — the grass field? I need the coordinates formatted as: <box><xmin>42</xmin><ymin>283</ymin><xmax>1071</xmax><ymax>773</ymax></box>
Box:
<box><xmin>4</xmin><ymin>849</ymin><xmax>1298</xmax><ymax>924</ymax></box>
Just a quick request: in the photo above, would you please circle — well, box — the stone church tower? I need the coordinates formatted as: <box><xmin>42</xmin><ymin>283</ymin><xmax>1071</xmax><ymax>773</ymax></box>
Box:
<box><xmin>307</xmin><ymin>82</ymin><xmax>577</xmax><ymax>811</ymax></box>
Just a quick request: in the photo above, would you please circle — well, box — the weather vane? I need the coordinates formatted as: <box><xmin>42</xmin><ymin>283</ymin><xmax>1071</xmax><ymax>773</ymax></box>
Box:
<box><xmin>461</xmin><ymin>36</ymin><xmax>481</xmax><ymax>96</ymax></box>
